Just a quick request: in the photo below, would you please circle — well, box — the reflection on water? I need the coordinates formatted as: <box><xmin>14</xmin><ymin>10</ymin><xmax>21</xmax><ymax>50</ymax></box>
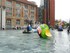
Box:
<box><xmin>0</xmin><ymin>30</ymin><xmax>70</xmax><ymax>53</ymax></box>
<box><xmin>53</xmin><ymin>30</ymin><xmax>70</xmax><ymax>53</ymax></box>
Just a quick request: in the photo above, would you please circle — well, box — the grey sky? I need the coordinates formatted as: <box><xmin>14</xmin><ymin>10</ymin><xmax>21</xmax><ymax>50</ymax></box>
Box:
<box><xmin>28</xmin><ymin>0</ymin><xmax>40</xmax><ymax>7</ymax></box>
<box><xmin>28</xmin><ymin>0</ymin><xmax>70</xmax><ymax>22</ymax></box>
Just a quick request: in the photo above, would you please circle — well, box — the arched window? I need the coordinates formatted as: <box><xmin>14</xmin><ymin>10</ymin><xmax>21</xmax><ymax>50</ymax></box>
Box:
<box><xmin>16</xmin><ymin>3</ymin><xmax>21</xmax><ymax>18</ymax></box>
<box><xmin>5</xmin><ymin>1</ymin><xmax>12</xmax><ymax>17</ymax></box>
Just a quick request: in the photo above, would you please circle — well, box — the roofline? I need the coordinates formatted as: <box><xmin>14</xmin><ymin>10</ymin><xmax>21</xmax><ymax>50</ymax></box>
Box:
<box><xmin>12</xmin><ymin>0</ymin><xmax>37</xmax><ymax>7</ymax></box>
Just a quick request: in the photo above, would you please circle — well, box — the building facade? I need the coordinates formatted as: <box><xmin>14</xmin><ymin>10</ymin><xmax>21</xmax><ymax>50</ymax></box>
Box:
<box><xmin>0</xmin><ymin>0</ymin><xmax>38</xmax><ymax>29</ymax></box>
<box><xmin>40</xmin><ymin>0</ymin><xmax>55</xmax><ymax>27</ymax></box>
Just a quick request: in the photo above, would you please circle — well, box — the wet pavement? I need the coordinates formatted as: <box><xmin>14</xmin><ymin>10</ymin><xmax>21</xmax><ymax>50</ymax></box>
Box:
<box><xmin>0</xmin><ymin>29</ymin><xmax>70</xmax><ymax>53</ymax></box>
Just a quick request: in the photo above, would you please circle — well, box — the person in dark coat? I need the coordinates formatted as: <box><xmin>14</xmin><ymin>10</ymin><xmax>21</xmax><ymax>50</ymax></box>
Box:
<box><xmin>27</xmin><ymin>24</ymin><xmax>32</xmax><ymax>32</ymax></box>
<box><xmin>67</xmin><ymin>25</ymin><xmax>70</xmax><ymax>33</ymax></box>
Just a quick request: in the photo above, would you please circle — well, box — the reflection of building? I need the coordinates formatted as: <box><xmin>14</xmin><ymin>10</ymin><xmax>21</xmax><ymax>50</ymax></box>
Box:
<box><xmin>40</xmin><ymin>0</ymin><xmax>55</xmax><ymax>27</ymax></box>
<box><xmin>0</xmin><ymin>0</ymin><xmax>38</xmax><ymax>29</ymax></box>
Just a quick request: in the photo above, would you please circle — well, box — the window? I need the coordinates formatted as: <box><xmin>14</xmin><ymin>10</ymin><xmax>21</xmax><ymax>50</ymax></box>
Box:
<box><xmin>24</xmin><ymin>5</ymin><xmax>28</xmax><ymax>9</ymax></box>
<box><xmin>6</xmin><ymin>7</ymin><xmax>12</xmax><ymax>13</ymax></box>
<box><xmin>16</xmin><ymin>3</ymin><xmax>21</xmax><ymax>18</ymax></box>
<box><xmin>5</xmin><ymin>1</ymin><xmax>12</xmax><ymax>7</ymax></box>
<box><xmin>24</xmin><ymin>19</ymin><xmax>29</xmax><ymax>25</ymax></box>
<box><xmin>6</xmin><ymin>1</ymin><xmax>12</xmax><ymax>17</ymax></box>
<box><xmin>16</xmin><ymin>9</ymin><xmax>20</xmax><ymax>17</ymax></box>
<box><xmin>6</xmin><ymin>19</ymin><xmax>11</xmax><ymax>28</ymax></box>
<box><xmin>24</xmin><ymin>14</ymin><xmax>28</xmax><ymax>18</ymax></box>
<box><xmin>6</xmin><ymin>19</ymin><xmax>11</xmax><ymax>25</ymax></box>
<box><xmin>31</xmin><ymin>16</ymin><xmax>34</xmax><ymax>18</ymax></box>
<box><xmin>24</xmin><ymin>10</ymin><xmax>28</xmax><ymax>18</ymax></box>
<box><xmin>30</xmin><ymin>11</ymin><xmax>34</xmax><ymax>18</ymax></box>
<box><xmin>16</xmin><ymin>3</ymin><xmax>21</xmax><ymax>8</ymax></box>
<box><xmin>24</xmin><ymin>10</ymin><xmax>28</xmax><ymax>13</ymax></box>
<box><xmin>31</xmin><ymin>11</ymin><xmax>34</xmax><ymax>15</ymax></box>
<box><xmin>31</xmin><ymin>6</ymin><xmax>34</xmax><ymax>10</ymax></box>
<box><xmin>6</xmin><ymin>12</ymin><xmax>12</xmax><ymax>17</ymax></box>
<box><xmin>16</xmin><ymin>20</ymin><xmax>20</xmax><ymax>25</ymax></box>
<box><xmin>31</xmin><ymin>16</ymin><xmax>34</xmax><ymax>20</ymax></box>
<box><xmin>6</xmin><ymin>7</ymin><xmax>12</xmax><ymax>17</ymax></box>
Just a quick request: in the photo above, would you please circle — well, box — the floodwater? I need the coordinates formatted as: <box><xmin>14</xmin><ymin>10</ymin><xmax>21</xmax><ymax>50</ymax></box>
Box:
<box><xmin>0</xmin><ymin>29</ymin><xmax>70</xmax><ymax>53</ymax></box>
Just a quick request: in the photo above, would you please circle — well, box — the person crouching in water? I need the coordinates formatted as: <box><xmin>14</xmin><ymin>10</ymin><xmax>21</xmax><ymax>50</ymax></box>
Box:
<box><xmin>27</xmin><ymin>24</ymin><xmax>32</xmax><ymax>32</ymax></box>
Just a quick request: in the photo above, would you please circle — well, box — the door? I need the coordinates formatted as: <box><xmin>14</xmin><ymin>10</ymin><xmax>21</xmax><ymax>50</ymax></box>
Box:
<box><xmin>6</xmin><ymin>19</ymin><xmax>11</xmax><ymax>29</ymax></box>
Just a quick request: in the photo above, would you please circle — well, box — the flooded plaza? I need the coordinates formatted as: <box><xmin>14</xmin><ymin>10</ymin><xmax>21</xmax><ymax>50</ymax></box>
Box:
<box><xmin>0</xmin><ymin>29</ymin><xmax>70</xmax><ymax>53</ymax></box>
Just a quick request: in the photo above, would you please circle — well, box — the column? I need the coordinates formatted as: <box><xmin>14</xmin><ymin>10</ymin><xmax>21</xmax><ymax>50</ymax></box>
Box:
<box><xmin>2</xmin><ymin>8</ymin><xmax>6</xmax><ymax>29</ymax></box>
